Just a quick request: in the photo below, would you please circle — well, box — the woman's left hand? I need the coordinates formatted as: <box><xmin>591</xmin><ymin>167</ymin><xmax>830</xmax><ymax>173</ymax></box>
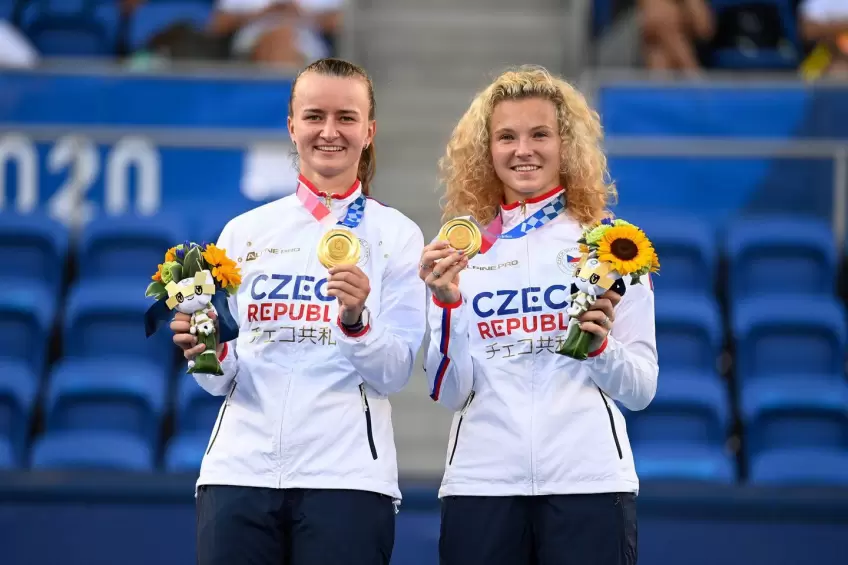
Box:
<box><xmin>327</xmin><ymin>264</ymin><xmax>371</xmax><ymax>325</ymax></box>
<box><xmin>578</xmin><ymin>290</ymin><xmax>622</xmax><ymax>348</ymax></box>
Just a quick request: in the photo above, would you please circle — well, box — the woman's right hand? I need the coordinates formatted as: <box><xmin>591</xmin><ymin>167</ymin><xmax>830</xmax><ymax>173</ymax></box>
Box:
<box><xmin>418</xmin><ymin>240</ymin><xmax>468</xmax><ymax>304</ymax></box>
<box><xmin>170</xmin><ymin>313</ymin><xmax>223</xmax><ymax>360</ymax></box>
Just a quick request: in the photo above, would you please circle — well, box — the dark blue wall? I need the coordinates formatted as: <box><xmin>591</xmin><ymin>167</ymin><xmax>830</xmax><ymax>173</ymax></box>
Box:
<box><xmin>0</xmin><ymin>472</ymin><xmax>845</xmax><ymax>565</ymax></box>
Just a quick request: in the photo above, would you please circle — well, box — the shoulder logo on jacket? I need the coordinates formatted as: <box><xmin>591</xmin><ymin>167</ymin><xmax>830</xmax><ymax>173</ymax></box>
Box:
<box><xmin>556</xmin><ymin>247</ymin><xmax>582</xmax><ymax>274</ymax></box>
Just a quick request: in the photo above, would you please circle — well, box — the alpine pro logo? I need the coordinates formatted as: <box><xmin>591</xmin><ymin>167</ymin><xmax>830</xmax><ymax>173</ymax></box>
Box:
<box><xmin>556</xmin><ymin>247</ymin><xmax>582</xmax><ymax>274</ymax></box>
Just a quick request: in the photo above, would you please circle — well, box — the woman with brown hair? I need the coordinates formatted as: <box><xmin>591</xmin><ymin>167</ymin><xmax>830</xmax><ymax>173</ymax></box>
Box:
<box><xmin>172</xmin><ymin>58</ymin><xmax>426</xmax><ymax>565</ymax></box>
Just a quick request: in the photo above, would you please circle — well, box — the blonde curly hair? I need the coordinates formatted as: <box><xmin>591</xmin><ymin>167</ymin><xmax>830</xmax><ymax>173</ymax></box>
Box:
<box><xmin>439</xmin><ymin>65</ymin><xmax>616</xmax><ymax>226</ymax></box>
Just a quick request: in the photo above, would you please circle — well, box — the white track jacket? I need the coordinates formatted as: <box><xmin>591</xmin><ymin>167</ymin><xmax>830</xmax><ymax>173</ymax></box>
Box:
<box><xmin>425</xmin><ymin>188</ymin><xmax>658</xmax><ymax>498</ymax></box>
<box><xmin>193</xmin><ymin>180</ymin><xmax>426</xmax><ymax>501</ymax></box>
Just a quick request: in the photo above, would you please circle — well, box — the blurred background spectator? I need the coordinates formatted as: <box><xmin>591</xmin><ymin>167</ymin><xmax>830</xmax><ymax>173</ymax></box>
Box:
<box><xmin>639</xmin><ymin>0</ymin><xmax>715</xmax><ymax>73</ymax></box>
<box><xmin>799</xmin><ymin>0</ymin><xmax>848</xmax><ymax>77</ymax></box>
<box><xmin>0</xmin><ymin>17</ymin><xmax>38</xmax><ymax>67</ymax></box>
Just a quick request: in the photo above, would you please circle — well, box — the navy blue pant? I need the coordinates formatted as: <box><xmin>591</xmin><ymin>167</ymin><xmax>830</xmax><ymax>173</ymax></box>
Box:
<box><xmin>196</xmin><ymin>485</ymin><xmax>395</xmax><ymax>565</ymax></box>
<box><xmin>439</xmin><ymin>493</ymin><xmax>638</xmax><ymax>565</ymax></box>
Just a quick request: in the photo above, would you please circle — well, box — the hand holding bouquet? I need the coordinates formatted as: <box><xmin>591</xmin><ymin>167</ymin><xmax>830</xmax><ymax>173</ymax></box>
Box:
<box><xmin>144</xmin><ymin>242</ymin><xmax>242</xmax><ymax>375</ymax></box>
<box><xmin>557</xmin><ymin>219</ymin><xmax>660</xmax><ymax>360</ymax></box>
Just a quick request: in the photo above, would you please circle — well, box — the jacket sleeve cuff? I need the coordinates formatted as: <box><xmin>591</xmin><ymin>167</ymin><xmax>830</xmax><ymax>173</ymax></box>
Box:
<box><xmin>432</xmin><ymin>295</ymin><xmax>463</xmax><ymax>309</ymax></box>
<box><xmin>587</xmin><ymin>337</ymin><xmax>608</xmax><ymax>358</ymax></box>
<box><xmin>336</xmin><ymin>315</ymin><xmax>371</xmax><ymax>338</ymax></box>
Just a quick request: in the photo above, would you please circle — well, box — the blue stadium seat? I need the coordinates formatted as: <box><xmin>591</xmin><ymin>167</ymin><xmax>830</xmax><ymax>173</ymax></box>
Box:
<box><xmin>749</xmin><ymin>448</ymin><xmax>848</xmax><ymax>486</ymax></box>
<box><xmin>626</xmin><ymin>369</ymin><xmax>736</xmax><ymax>483</ymax></box>
<box><xmin>626</xmin><ymin>371</ymin><xmax>731</xmax><ymax>447</ymax></box>
<box><xmin>78</xmin><ymin>212</ymin><xmax>187</xmax><ymax>282</ymax></box>
<box><xmin>732</xmin><ymin>296</ymin><xmax>847</xmax><ymax>382</ymax></box>
<box><xmin>725</xmin><ymin>216</ymin><xmax>836</xmax><ymax>300</ymax></box>
<box><xmin>0</xmin><ymin>285</ymin><xmax>56</xmax><ymax>376</ymax></box>
<box><xmin>129</xmin><ymin>1</ymin><xmax>213</xmax><ymax>51</ymax></box>
<box><xmin>0</xmin><ymin>361</ymin><xmax>38</xmax><ymax>468</ymax></box>
<box><xmin>63</xmin><ymin>280</ymin><xmax>175</xmax><ymax>369</ymax></box>
<box><xmin>655</xmin><ymin>293</ymin><xmax>722</xmax><ymax>371</ymax></box>
<box><xmin>0</xmin><ymin>212</ymin><xmax>69</xmax><ymax>297</ymax></box>
<box><xmin>44</xmin><ymin>359</ymin><xmax>167</xmax><ymax>443</ymax></box>
<box><xmin>0</xmin><ymin>438</ymin><xmax>14</xmax><ymax>469</ymax></box>
<box><xmin>30</xmin><ymin>430</ymin><xmax>154</xmax><ymax>471</ymax></box>
<box><xmin>164</xmin><ymin>433</ymin><xmax>208</xmax><ymax>472</ymax></box>
<box><xmin>24</xmin><ymin>2</ymin><xmax>125</xmax><ymax>54</ymax></box>
<box><xmin>18</xmin><ymin>0</ymin><xmax>117</xmax><ymax>57</ymax></box>
<box><xmin>175</xmin><ymin>372</ymin><xmax>224</xmax><ymax>436</ymax></box>
<box><xmin>708</xmin><ymin>0</ymin><xmax>801</xmax><ymax>70</ymax></box>
<box><xmin>592</xmin><ymin>0</ymin><xmax>615</xmax><ymax>38</ymax></box>
<box><xmin>634</xmin><ymin>444</ymin><xmax>737</xmax><ymax>483</ymax></box>
<box><xmin>0</xmin><ymin>0</ymin><xmax>12</xmax><ymax>19</ymax></box>
<box><xmin>608</xmin><ymin>210</ymin><xmax>717</xmax><ymax>295</ymax></box>
<box><xmin>741</xmin><ymin>377</ymin><xmax>848</xmax><ymax>458</ymax></box>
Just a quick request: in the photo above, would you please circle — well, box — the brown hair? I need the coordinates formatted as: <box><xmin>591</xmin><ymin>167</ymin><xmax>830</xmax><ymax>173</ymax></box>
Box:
<box><xmin>288</xmin><ymin>58</ymin><xmax>376</xmax><ymax>195</ymax></box>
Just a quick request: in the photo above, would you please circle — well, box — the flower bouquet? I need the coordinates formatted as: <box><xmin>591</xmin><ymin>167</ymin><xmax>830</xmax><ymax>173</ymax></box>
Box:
<box><xmin>144</xmin><ymin>242</ymin><xmax>242</xmax><ymax>375</ymax></box>
<box><xmin>557</xmin><ymin>219</ymin><xmax>660</xmax><ymax>360</ymax></box>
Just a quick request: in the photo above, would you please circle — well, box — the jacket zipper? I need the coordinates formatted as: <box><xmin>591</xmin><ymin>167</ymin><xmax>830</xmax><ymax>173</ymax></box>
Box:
<box><xmin>207</xmin><ymin>380</ymin><xmax>237</xmax><ymax>455</ymax></box>
<box><xmin>359</xmin><ymin>384</ymin><xmax>378</xmax><ymax>460</ymax></box>
<box><xmin>448</xmin><ymin>391</ymin><xmax>475</xmax><ymax>465</ymax></box>
<box><xmin>598</xmin><ymin>387</ymin><xmax>623</xmax><ymax>459</ymax></box>
<box><xmin>522</xmin><ymin>203</ymin><xmax>537</xmax><ymax>493</ymax></box>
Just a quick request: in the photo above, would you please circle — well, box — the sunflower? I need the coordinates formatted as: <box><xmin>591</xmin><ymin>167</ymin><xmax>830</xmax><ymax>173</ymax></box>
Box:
<box><xmin>596</xmin><ymin>225</ymin><xmax>655</xmax><ymax>275</ymax></box>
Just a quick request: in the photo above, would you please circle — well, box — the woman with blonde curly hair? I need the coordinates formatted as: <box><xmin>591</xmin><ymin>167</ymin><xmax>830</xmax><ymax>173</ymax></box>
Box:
<box><xmin>419</xmin><ymin>66</ymin><xmax>657</xmax><ymax>565</ymax></box>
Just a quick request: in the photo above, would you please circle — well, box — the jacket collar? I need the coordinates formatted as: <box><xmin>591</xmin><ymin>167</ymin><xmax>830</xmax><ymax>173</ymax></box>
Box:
<box><xmin>298</xmin><ymin>174</ymin><xmax>362</xmax><ymax>211</ymax></box>
<box><xmin>499</xmin><ymin>186</ymin><xmax>564</xmax><ymax>230</ymax></box>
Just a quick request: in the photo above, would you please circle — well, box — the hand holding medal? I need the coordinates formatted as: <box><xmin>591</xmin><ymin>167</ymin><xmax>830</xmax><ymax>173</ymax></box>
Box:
<box><xmin>319</xmin><ymin>228</ymin><xmax>371</xmax><ymax>326</ymax></box>
<box><xmin>418</xmin><ymin>218</ymin><xmax>481</xmax><ymax>304</ymax></box>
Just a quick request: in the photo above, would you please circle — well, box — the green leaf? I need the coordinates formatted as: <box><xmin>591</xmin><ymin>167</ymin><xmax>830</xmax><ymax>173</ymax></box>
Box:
<box><xmin>630</xmin><ymin>275</ymin><xmax>642</xmax><ymax>285</ymax></box>
<box><xmin>224</xmin><ymin>284</ymin><xmax>239</xmax><ymax>295</ymax></box>
<box><xmin>182</xmin><ymin>246</ymin><xmax>205</xmax><ymax>279</ymax></box>
<box><xmin>556</xmin><ymin>324</ymin><xmax>592</xmax><ymax>360</ymax></box>
<box><xmin>145</xmin><ymin>281</ymin><xmax>167</xmax><ymax>300</ymax></box>
<box><xmin>168</xmin><ymin>262</ymin><xmax>184</xmax><ymax>284</ymax></box>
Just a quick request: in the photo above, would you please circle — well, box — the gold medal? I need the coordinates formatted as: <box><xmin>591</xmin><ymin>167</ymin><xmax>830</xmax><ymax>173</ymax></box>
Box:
<box><xmin>438</xmin><ymin>218</ymin><xmax>482</xmax><ymax>259</ymax></box>
<box><xmin>317</xmin><ymin>228</ymin><xmax>361</xmax><ymax>268</ymax></box>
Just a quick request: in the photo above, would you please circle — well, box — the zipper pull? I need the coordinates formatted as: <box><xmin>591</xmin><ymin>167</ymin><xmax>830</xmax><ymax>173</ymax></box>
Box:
<box><xmin>325</xmin><ymin>194</ymin><xmax>333</xmax><ymax>209</ymax></box>
<box><xmin>460</xmin><ymin>391</ymin><xmax>475</xmax><ymax>416</ymax></box>
<box><xmin>520</xmin><ymin>201</ymin><xmax>527</xmax><ymax>216</ymax></box>
<box><xmin>359</xmin><ymin>384</ymin><xmax>368</xmax><ymax>412</ymax></box>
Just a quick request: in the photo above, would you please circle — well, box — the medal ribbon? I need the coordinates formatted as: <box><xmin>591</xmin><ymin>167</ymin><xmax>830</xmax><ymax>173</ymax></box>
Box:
<box><xmin>474</xmin><ymin>192</ymin><xmax>566</xmax><ymax>254</ymax></box>
<box><xmin>296</xmin><ymin>178</ymin><xmax>367</xmax><ymax>229</ymax></box>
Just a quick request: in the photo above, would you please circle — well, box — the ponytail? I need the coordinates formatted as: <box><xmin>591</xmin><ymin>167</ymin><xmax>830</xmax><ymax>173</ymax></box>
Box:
<box><xmin>358</xmin><ymin>144</ymin><xmax>376</xmax><ymax>196</ymax></box>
